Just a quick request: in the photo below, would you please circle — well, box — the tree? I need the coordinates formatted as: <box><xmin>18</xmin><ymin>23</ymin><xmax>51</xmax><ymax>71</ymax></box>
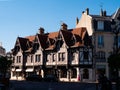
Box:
<box><xmin>108</xmin><ymin>54</ymin><xmax>120</xmax><ymax>90</ymax></box>
<box><xmin>0</xmin><ymin>56</ymin><xmax>12</xmax><ymax>78</ymax></box>
<box><xmin>108</xmin><ymin>54</ymin><xmax>120</xmax><ymax>69</ymax></box>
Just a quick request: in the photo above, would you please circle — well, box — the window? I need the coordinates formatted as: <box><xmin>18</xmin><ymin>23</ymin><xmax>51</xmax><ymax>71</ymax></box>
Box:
<box><xmin>31</xmin><ymin>55</ymin><xmax>33</xmax><ymax>63</ymax></box>
<box><xmin>60</xmin><ymin>69</ymin><xmax>67</xmax><ymax>78</ymax></box>
<box><xmin>71</xmin><ymin>51</ymin><xmax>76</xmax><ymax>61</ymax></box>
<box><xmin>53</xmin><ymin>54</ymin><xmax>56</xmax><ymax>62</ymax></box>
<box><xmin>16</xmin><ymin>46</ymin><xmax>20</xmax><ymax>52</ymax></box>
<box><xmin>97</xmin><ymin>21</ymin><xmax>104</xmax><ymax>30</ymax></box>
<box><xmin>118</xmin><ymin>36</ymin><xmax>120</xmax><ymax>48</ymax></box>
<box><xmin>96</xmin><ymin>65</ymin><xmax>106</xmax><ymax>75</ymax></box>
<box><xmin>71</xmin><ymin>69</ymin><xmax>77</xmax><ymax>78</ymax></box>
<box><xmin>35</xmin><ymin>54</ymin><xmax>41</xmax><ymax>62</ymax></box>
<box><xmin>58</xmin><ymin>53</ymin><xmax>65</xmax><ymax>61</ymax></box>
<box><xmin>16</xmin><ymin>56</ymin><xmax>21</xmax><ymax>63</ymax></box>
<box><xmin>13</xmin><ymin>57</ymin><xmax>15</xmax><ymax>63</ymax></box>
<box><xmin>98</xmin><ymin>35</ymin><xmax>104</xmax><ymax>47</ymax></box>
<box><xmin>83</xmin><ymin>69</ymin><xmax>89</xmax><ymax>79</ymax></box>
<box><xmin>83</xmin><ymin>50</ymin><xmax>89</xmax><ymax>60</ymax></box>
<box><xmin>47</xmin><ymin>54</ymin><xmax>51</xmax><ymax>62</ymax></box>
<box><xmin>96</xmin><ymin>51</ymin><xmax>105</xmax><ymax>59</ymax></box>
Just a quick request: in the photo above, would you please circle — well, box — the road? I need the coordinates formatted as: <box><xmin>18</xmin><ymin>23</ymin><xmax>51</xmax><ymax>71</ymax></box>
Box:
<box><xmin>8</xmin><ymin>80</ymin><xmax>115</xmax><ymax>90</ymax></box>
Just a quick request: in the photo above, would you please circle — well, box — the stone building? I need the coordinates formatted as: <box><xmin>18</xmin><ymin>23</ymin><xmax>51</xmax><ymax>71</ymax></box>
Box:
<box><xmin>76</xmin><ymin>8</ymin><xmax>120</xmax><ymax>79</ymax></box>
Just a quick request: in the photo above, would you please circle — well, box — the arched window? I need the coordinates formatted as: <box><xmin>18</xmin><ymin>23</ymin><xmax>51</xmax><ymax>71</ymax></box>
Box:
<box><xmin>60</xmin><ymin>69</ymin><xmax>67</xmax><ymax>78</ymax></box>
<box><xmin>71</xmin><ymin>69</ymin><xmax>77</xmax><ymax>78</ymax></box>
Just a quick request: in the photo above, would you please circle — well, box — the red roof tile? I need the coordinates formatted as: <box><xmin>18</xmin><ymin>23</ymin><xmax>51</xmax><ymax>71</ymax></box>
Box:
<box><xmin>48</xmin><ymin>32</ymin><xmax>59</xmax><ymax>39</ymax></box>
<box><xmin>72</xmin><ymin>27</ymin><xmax>87</xmax><ymax>40</ymax></box>
<box><xmin>25</xmin><ymin>35</ymin><xmax>35</xmax><ymax>42</ymax></box>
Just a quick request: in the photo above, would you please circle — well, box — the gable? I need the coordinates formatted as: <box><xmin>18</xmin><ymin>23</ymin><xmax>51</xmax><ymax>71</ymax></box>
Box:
<box><xmin>60</xmin><ymin>30</ymin><xmax>74</xmax><ymax>47</ymax></box>
<box><xmin>112</xmin><ymin>8</ymin><xmax>120</xmax><ymax>19</ymax></box>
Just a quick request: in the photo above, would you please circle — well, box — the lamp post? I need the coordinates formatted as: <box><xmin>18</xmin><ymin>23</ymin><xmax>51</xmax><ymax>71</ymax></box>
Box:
<box><xmin>111</xmin><ymin>15</ymin><xmax>120</xmax><ymax>90</ymax></box>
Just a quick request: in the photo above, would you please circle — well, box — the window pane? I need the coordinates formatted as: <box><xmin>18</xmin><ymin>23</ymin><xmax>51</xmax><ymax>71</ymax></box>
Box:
<box><xmin>97</xmin><ymin>21</ymin><xmax>104</xmax><ymax>30</ymax></box>
<box><xmin>98</xmin><ymin>35</ymin><xmax>104</xmax><ymax>47</ymax></box>
<box><xmin>71</xmin><ymin>69</ymin><xmax>77</xmax><ymax>78</ymax></box>
<box><xmin>83</xmin><ymin>69</ymin><xmax>89</xmax><ymax>79</ymax></box>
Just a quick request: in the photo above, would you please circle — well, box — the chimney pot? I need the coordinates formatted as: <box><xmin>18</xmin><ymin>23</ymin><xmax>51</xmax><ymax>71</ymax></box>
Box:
<box><xmin>39</xmin><ymin>27</ymin><xmax>44</xmax><ymax>34</ymax></box>
<box><xmin>103</xmin><ymin>11</ymin><xmax>106</xmax><ymax>16</ymax></box>
<box><xmin>61</xmin><ymin>23</ymin><xmax>67</xmax><ymax>30</ymax></box>
<box><xmin>86</xmin><ymin>8</ymin><xmax>89</xmax><ymax>15</ymax></box>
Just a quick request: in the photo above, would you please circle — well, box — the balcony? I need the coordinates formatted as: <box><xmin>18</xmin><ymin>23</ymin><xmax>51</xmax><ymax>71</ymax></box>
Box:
<box><xmin>34</xmin><ymin>62</ymin><xmax>42</xmax><ymax>66</ymax></box>
<box><xmin>14</xmin><ymin>62</ymin><xmax>22</xmax><ymax>66</ymax></box>
<box><xmin>26</xmin><ymin>62</ymin><xmax>34</xmax><ymax>66</ymax></box>
<box><xmin>57</xmin><ymin>60</ymin><xmax>67</xmax><ymax>65</ymax></box>
<box><xmin>96</xmin><ymin>58</ymin><xmax>106</xmax><ymax>63</ymax></box>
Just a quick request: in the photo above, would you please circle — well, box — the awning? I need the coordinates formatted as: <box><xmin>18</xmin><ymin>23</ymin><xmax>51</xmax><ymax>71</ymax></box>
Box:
<box><xmin>26</xmin><ymin>68</ymin><xmax>34</xmax><ymax>72</ymax></box>
<box><xmin>16</xmin><ymin>69</ymin><xmax>22</xmax><ymax>72</ymax></box>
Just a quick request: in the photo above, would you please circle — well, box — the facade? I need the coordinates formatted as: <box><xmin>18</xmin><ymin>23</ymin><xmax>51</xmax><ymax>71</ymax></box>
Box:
<box><xmin>11</xmin><ymin>23</ymin><xmax>94</xmax><ymax>82</ymax></box>
<box><xmin>76</xmin><ymin>8</ymin><xmax>120</xmax><ymax>79</ymax></box>
<box><xmin>0</xmin><ymin>42</ymin><xmax>6</xmax><ymax>57</ymax></box>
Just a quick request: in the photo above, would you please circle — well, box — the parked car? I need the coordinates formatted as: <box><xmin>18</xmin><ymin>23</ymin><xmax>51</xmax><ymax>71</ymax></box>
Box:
<box><xmin>43</xmin><ymin>74</ymin><xmax>59</xmax><ymax>82</ymax></box>
<box><xmin>26</xmin><ymin>74</ymin><xmax>42</xmax><ymax>81</ymax></box>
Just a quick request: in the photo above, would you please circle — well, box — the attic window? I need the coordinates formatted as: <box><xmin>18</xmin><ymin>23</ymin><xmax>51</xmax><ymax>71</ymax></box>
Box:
<box><xmin>97</xmin><ymin>21</ymin><xmax>104</xmax><ymax>30</ymax></box>
<box><xmin>16</xmin><ymin>46</ymin><xmax>20</xmax><ymax>52</ymax></box>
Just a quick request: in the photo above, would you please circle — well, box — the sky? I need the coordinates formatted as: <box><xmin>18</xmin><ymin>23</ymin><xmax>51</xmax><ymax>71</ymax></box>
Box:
<box><xmin>0</xmin><ymin>0</ymin><xmax>120</xmax><ymax>52</ymax></box>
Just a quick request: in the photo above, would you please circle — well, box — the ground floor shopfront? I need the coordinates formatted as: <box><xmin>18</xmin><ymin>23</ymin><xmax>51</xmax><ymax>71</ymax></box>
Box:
<box><xmin>10</xmin><ymin>66</ymin><xmax>94</xmax><ymax>82</ymax></box>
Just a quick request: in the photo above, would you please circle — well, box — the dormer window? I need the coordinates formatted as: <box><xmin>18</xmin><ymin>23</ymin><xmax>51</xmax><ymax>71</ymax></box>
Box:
<box><xmin>97</xmin><ymin>21</ymin><xmax>104</xmax><ymax>30</ymax></box>
<box><xmin>16</xmin><ymin>46</ymin><xmax>20</xmax><ymax>52</ymax></box>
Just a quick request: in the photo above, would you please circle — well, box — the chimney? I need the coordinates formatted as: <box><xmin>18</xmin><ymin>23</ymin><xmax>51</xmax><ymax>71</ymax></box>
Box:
<box><xmin>76</xmin><ymin>17</ymin><xmax>79</xmax><ymax>25</ymax></box>
<box><xmin>100</xmin><ymin>9</ymin><xmax>103</xmax><ymax>16</ymax></box>
<box><xmin>103</xmin><ymin>10</ymin><xmax>106</xmax><ymax>16</ymax></box>
<box><xmin>86</xmin><ymin>8</ymin><xmax>89</xmax><ymax>15</ymax></box>
<box><xmin>61</xmin><ymin>23</ymin><xmax>67</xmax><ymax>30</ymax></box>
<box><xmin>39</xmin><ymin>27</ymin><xmax>44</xmax><ymax>34</ymax></box>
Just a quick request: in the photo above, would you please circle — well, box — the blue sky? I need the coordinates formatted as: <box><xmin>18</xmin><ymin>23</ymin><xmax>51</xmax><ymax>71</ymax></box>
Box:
<box><xmin>0</xmin><ymin>0</ymin><xmax>120</xmax><ymax>52</ymax></box>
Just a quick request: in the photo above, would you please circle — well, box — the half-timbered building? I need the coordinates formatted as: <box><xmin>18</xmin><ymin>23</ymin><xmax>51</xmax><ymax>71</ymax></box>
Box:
<box><xmin>11</xmin><ymin>23</ymin><xmax>94</xmax><ymax>82</ymax></box>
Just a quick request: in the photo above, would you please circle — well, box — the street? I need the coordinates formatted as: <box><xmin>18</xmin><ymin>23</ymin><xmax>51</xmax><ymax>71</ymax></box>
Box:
<box><xmin>8</xmin><ymin>80</ymin><xmax>96</xmax><ymax>90</ymax></box>
<box><xmin>7</xmin><ymin>80</ymin><xmax>116</xmax><ymax>90</ymax></box>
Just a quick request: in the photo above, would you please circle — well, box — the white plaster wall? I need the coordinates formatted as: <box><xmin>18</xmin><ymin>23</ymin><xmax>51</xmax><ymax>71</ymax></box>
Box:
<box><xmin>76</xmin><ymin>13</ymin><xmax>93</xmax><ymax>36</ymax></box>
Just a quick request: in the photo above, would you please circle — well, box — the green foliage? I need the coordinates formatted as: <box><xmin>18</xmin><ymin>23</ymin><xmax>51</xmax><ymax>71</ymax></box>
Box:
<box><xmin>0</xmin><ymin>56</ymin><xmax>12</xmax><ymax>77</ymax></box>
<box><xmin>108</xmin><ymin>54</ymin><xmax>120</xmax><ymax>69</ymax></box>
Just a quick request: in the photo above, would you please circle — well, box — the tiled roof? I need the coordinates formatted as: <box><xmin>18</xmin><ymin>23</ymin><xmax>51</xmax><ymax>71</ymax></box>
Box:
<box><xmin>37</xmin><ymin>34</ymin><xmax>48</xmax><ymax>49</ymax></box>
<box><xmin>46</xmin><ymin>32</ymin><xmax>59</xmax><ymax>50</ymax></box>
<box><xmin>72</xmin><ymin>27</ymin><xmax>87</xmax><ymax>40</ymax></box>
<box><xmin>45</xmin><ymin>45</ymin><xmax>55</xmax><ymax>50</ymax></box>
<box><xmin>71</xmin><ymin>42</ymin><xmax>84</xmax><ymax>48</ymax></box>
<box><xmin>25</xmin><ymin>35</ymin><xmax>35</xmax><ymax>42</ymax></box>
<box><xmin>13</xmin><ymin>27</ymin><xmax>92</xmax><ymax>53</ymax></box>
<box><xmin>48</xmin><ymin>32</ymin><xmax>59</xmax><ymax>39</ymax></box>
<box><xmin>60</xmin><ymin>30</ymin><xmax>73</xmax><ymax>46</ymax></box>
<box><xmin>18</xmin><ymin>37</ymin><xmax>29</xmax><ymax>51</ymax></box>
